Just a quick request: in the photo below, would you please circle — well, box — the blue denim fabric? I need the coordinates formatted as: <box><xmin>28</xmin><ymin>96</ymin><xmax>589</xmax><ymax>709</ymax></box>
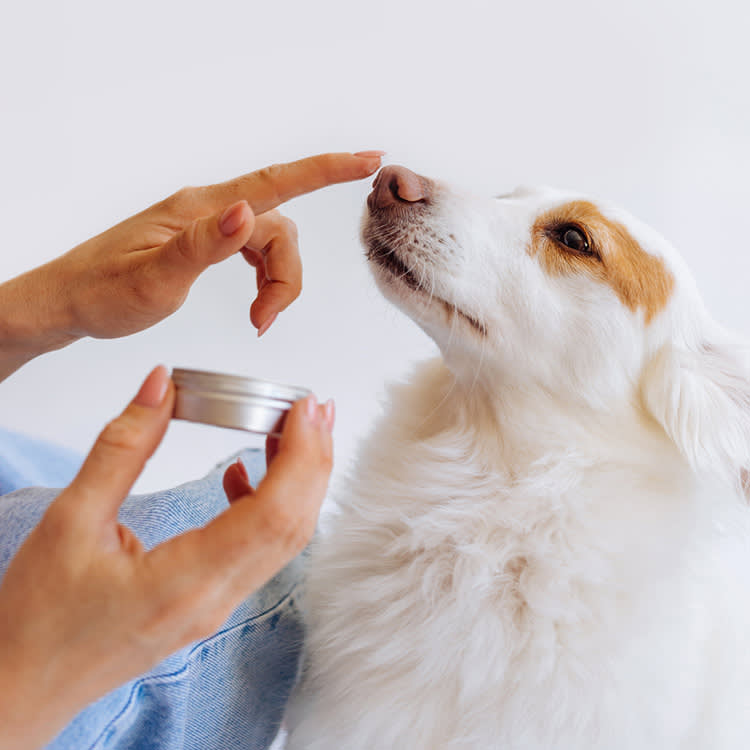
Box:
<box><xmin>0</xmin><ymin>428</ymin><xmax>83</xmax><ymax>495</ymax></box>
<box><xmin>0</xmin><ymin>429</ymin><xmax>304</xmax><ymax>750</ymax></box>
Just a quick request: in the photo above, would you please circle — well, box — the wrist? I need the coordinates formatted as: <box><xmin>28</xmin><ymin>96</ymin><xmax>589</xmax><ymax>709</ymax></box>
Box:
<box><xmin>0</xmin><ymin>261</ymin><xmax>79</xmax><ymax>380</ymax></box>
<box><xmin>0</xmin><ymin>624</ymin><xmax>93</xmax><ymax>750</ymax></box>
<box><xmin>0</xmin><ymin>687</ymin><xmax>78</xmax><ymax>750</ymax></box>
<box><xmin>0</xmin><ymin>658</ymin><xmax>67</xmax><ymax>750</ymax></box>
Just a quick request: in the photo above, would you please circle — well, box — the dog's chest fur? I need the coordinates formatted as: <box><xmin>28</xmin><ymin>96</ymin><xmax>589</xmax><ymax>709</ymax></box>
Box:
<box><xmin>286</xmin><ymin>361</ymin><xmax>750</xmax><ymax>749</ymax></box>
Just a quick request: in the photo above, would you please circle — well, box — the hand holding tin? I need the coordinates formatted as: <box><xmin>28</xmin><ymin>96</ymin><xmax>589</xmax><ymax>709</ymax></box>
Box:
<box><xmin>0</xmin><ymin>366</ymin><xmax>334</xmax><ymax>748</ymax></box>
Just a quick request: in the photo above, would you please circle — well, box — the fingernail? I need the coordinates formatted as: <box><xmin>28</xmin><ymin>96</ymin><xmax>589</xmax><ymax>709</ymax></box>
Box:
<box><xmin>235</xmin><ymin>459</ymin><xmax>249</xmax><ymax>482</ymax></box>
<box><xmin>305</xmin><ymin>394</ymin><xmax>318</xmax><ymax>422</ymax></box>
<box><xmin>219</xmin><ymin>201</ymin><xmax>247</xmax><ymax>236</ymax></box>
<box><xmin>324</xmin><ymin>399</ymin><xmax>335</xmax><ymax>431</ymax></box>
<box><xmin>354</xmin><ymin>150</ymin><xmax>386</xmax><ymax>158</ymax></box>
<box><xmin>134</xmin><ymin>365</ymin><xmax>169</xmax><ymax>408</ymax></box>
<box><xmin>257</xmin><ymin>312</ymin><xmax>278</xmax><ymax>338</ymax></box>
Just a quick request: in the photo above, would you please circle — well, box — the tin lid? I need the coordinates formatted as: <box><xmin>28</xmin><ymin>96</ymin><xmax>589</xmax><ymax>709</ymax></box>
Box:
<box><xmin>171</xmin><ymin>368</ymin><xmax>309</xmax><ymax>403</ymax></box>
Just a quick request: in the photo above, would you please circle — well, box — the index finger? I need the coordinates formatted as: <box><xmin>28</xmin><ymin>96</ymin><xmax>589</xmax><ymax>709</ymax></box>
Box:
<box><xmin>202</xmin><ymin>151</ymin><xmax>384</xmax><ymax>215</ymax></box>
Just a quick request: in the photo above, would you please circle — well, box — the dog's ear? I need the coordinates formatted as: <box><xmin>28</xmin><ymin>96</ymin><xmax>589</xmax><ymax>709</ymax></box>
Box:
<box><xmin>641</xmin><ymin>335</ymin><xmax>750</xmax><ymax>496</ymax></box>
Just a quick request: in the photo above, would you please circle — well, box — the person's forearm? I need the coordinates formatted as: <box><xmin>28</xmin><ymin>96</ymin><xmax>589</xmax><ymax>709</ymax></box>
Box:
<box><xmin>0</xmin><ymin>263</ymin><xmax>78</xmax><ymax>382</ymax></box>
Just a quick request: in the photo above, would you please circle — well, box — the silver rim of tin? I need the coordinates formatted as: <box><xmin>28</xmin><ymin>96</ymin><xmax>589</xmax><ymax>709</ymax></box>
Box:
<box><xmin>171</xmin><ymin>368</ymin><xmax>310</xmax><ymax>435</ymax></box>
<box><xmin>171</xmin><ymin>368</ymin><xmax>309</xmax><ymax>402</ymax></box>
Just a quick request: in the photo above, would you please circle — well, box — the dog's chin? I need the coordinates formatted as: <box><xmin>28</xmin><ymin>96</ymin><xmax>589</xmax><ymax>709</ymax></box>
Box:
<box><xmin>366</xmin><ymin>238</ymin><xmax>487</xmax><ymax>338</ymax></box>
<box><xmin>366</xmin><ymin>237</ymin><xmax>423</xmax><ymax>293</ymax></box>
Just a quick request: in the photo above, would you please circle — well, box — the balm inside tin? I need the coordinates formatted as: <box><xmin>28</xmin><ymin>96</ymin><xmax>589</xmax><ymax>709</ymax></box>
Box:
<box><xmin>171</xmin><ymin>368</ymin><xmax>310</xmax><ymax>437</ymax></box>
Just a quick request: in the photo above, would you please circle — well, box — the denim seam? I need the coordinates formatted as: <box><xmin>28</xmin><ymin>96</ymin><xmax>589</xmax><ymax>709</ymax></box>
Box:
<box><xmin>85</xmin><ymin>582</ymin><xmax>299</xmax><ymax>750</ymax></box>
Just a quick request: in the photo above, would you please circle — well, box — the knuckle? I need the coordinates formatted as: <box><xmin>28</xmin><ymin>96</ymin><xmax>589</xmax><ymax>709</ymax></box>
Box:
<box><xmin>287</xmin><ymin>274</ymin><xmax>302</xmax><ymax>299</ymax></box>
<box><xmin>164</xmin><ymin>186</ymin><xmax>199</xmax><ymax>214</ymax></box>
<box><xmin>281</xmin><ymin>215</ymin><xmax>299</xmax><ymax>241</ymax></box>
<box><xmin>255</xmin><ymin>165</ymin><xmax>283</xmax><ymax>201</ymax></box>
<box><xmin>40</xmin><ymin>499</ymin><xmax>79</xmax><ymax>540</ymax></box>
<box><xmin>258</xmin><ymin>164</ymin><xmax>284</xmax><ymax>182</ymax></box>
<box><xmin>98</xmin><ymin>415</ymin><xmax>143</xmax><ymax>455</ymax></box>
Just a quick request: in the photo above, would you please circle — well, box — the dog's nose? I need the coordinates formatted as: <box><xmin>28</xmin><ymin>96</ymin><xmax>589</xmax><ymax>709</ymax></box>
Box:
<box><xmin>368</xmin><ymin>165</ymin><xmax>429</xmax><ymax>210</ymax></box>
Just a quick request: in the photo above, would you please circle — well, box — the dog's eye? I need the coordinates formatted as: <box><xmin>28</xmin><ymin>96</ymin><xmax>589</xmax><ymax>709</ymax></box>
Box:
<box><xmin>558</xmin><ymin>225</ymin><xmax>592</xmax><ymax>254</ymax></box>
<box><xmin>560</xmin><ymin>227</ymin><xmax>589</xmax><ymax>253</ymax></box>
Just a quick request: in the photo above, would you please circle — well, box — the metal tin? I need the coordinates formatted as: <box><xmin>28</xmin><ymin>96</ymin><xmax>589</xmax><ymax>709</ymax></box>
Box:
<box><xmin>171</xmin><ymin>368</ymin><xmax>310</xmax><ymax>437</ymax></box>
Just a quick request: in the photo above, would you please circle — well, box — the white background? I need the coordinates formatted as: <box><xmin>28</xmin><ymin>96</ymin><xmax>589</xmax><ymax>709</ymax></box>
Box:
<box><xmin>1</xmin><ymin>0</ymin><xmax>749</xmax><ymax>493</ymax></box>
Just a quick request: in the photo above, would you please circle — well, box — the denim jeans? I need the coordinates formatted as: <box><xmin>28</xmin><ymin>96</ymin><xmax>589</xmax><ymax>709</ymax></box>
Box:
<box><xmin>0</xmin><ymin>429</ymin><xmax>303</xmax><ymax>750</ymax></box>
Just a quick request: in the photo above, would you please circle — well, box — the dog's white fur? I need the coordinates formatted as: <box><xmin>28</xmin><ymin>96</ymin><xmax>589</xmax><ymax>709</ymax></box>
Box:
<box><xmin>285</xmin><ymin>175</ymin><xmax>750</xmax><ymax>749</ymax></box>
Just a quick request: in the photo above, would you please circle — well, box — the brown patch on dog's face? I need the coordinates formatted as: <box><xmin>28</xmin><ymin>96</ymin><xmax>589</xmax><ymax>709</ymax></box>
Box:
<box><xmin>529</xmin><ymin>201</ymin><xmax>674</xmax><ymax>323</ymax></box>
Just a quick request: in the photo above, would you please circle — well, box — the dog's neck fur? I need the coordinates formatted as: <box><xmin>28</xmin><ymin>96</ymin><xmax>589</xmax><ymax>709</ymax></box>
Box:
<box><xmin>361</xmin><ymin>357</ymin><xmax>682</xmax><ymax>488</ymax></box>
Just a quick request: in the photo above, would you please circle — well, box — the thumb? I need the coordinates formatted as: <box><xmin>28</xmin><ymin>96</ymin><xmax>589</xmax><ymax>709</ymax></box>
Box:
<box><xmin>183</xmin><ymin>396</ymin><xmax>333</xmax><ymax>579</ymax></box>
<box><xmin>57</xmin><ymin>366</ymin><xmax>175</xmax><ymax>526</ymax></box>
<box><xmin>159</xmin><ymin>200</ymin><xmax>256</xmax><ymax>274</ymax></box>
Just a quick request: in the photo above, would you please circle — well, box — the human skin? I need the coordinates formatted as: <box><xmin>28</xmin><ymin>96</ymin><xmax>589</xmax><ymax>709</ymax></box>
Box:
<box><xmin>0</xmin><ymin>366</ymin><xmax>334</xmax><ymax>749</ymax></box>
<box><xmin>0</xmin><ymin>151</ymin><xmax>384</xmax><ymax>381</ymax></box>
<box><xmin>0</xmin><ymin>151</ymin><xmax>381</xmax><ymax>748</ymax></box>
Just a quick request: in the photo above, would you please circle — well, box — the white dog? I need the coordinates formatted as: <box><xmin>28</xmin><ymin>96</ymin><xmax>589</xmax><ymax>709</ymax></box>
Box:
<box><xmin>284</xmin><ymin>166</ymin><xmax>750</xmax><ymax>749</ymax></box>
